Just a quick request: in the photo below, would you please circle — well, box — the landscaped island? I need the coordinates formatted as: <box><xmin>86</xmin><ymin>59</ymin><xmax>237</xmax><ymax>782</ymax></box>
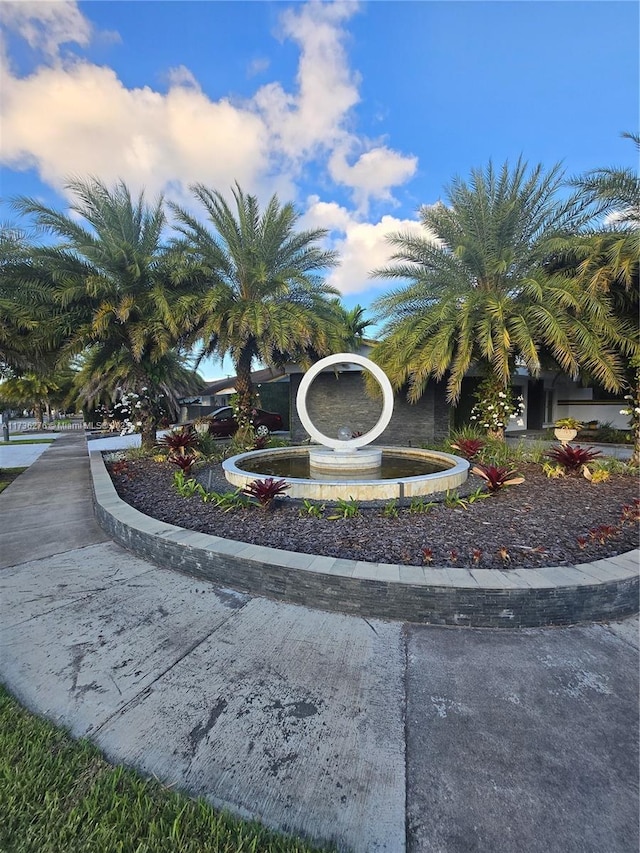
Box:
<box><xmin>106</xmin><ymin>446</ymin><xmax>638</xmax><ymax>572</ymax></box>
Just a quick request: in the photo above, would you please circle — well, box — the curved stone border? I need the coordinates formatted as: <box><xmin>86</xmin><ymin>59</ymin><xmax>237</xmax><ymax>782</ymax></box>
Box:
<box><xmin>296</xmin><ymin>353</ymin><xmax>394</xmax><ymax>449</ymax></box>
<box><xmin>90</xmin><ymin>452</ymin><xmax>639</xmax><ymax>628</ymax></box>
<box><xmin>223</xmin><ymin>446</ymin><xmax>469</xmax><ymax>501</ymax></box>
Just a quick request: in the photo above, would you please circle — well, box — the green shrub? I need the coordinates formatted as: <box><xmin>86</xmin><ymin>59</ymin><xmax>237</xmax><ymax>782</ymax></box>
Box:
<box><xmin>327</xmin><ymin>498</ymin><xmax>360</xmax><ymax>520</ymax></box>
<box><xmin>195</xmin><ymin>431</ymin><xmax>226</xmax><ymax>461</ymax></box>
<box><xmin>299</xmin><ymin>499</ymin><xmax>324</xmax><ymax>518</ymax></box>
<box><xmin>407</xmin><ymin>497</ymin><xmax>436</xmax><ymax>514</ymax></box>
<box><xmin>382</xmin><ymin>499</ymin><xmax>399</xmax><ymax>518</ymax></box>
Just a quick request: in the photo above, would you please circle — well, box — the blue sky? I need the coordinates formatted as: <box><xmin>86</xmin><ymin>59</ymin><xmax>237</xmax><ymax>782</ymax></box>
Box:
<box><xmin>1</xmin><ymin>0</ymin><xmax>637</xmax><ymax>378</ymax></box>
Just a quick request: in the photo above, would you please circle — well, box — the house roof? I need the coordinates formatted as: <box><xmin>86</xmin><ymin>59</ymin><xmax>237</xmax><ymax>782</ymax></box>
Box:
<box><xmin>201</xmin><ymin>366</ymin><xmax>287</xmax><ymax>396</ymax></box>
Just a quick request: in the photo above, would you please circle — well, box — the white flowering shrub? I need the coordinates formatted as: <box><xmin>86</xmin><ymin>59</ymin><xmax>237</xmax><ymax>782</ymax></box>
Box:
<box><xmin>97</xmin><ymin>388</ymin><xmax>168</xmax><ymax>435</ymax></box>
<box><xmin>229</xmin><ymin>392</ymin><xmax>259</xmax><ymax>429</ymax></box>
<box><xmin>469</xmin><ymin>376</ymin><xmax>525</xmax><ymax>435</ymax></box>
<box><xmin>620</xmin><ymin>393</ymin><xmax>640</xmax><ymax>433</ymax></box>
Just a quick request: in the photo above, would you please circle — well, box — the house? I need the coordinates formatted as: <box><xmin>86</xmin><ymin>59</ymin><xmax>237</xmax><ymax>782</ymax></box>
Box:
<box><xmin>179</xmin><ymin>366</ymin><xmax>288</xmax><ymax>424</ymax></box>
<box><xmin>179</xmin><ymin>346</ymin><xmax>629</xmax><ymax>441</ymax></box>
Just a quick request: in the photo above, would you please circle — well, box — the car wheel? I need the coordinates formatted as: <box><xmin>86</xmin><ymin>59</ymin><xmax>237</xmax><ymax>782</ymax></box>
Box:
<box><xmin>255</xmin><ymin>424</ymin><xmax>270</xmax><ymax>438</ymax></box>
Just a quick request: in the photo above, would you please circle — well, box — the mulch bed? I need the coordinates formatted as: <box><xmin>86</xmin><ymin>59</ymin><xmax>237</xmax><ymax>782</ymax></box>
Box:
<box><xmin>105</xmin><ymin>457</ymin><xmax>639</xmax><ymax>571</ymax></box>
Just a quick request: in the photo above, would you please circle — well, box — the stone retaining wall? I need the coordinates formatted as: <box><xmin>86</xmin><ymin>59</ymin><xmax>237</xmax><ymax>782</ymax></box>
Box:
<box><xmin>90</xmin><ymin>453</ymin><xmax>639</xmax><ymax>628</ymax></box>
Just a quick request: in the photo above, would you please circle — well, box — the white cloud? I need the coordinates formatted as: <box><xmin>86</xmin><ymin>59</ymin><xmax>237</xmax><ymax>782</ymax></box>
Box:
<box><xmin>0</xmin><ymin>1</ymin><xmax>93</xmax><ymax>60</ymax></box>
<box><xmin>328</xmin><ymin>144</ymin><xmax>418</xmax><ymax>211</ymax></box>
<box><xmin>247</xmin><ymin>56</ymin><xmax>270</xmax><ymax>77</ymax></box>
<box><xmin>2</xmin><ymin>60</ymin><xmax>268</xmax><ymax>199</ymax></box>
<box><xmin>166</xmin><ymin>65</ymin><xmax>200</xmax><ymax>90</ymax></box>
<box><xmin>1</xmin><ymin>1</ymin><xmax>420</xmax><ymax>218</ymax></box>
<box><xmin>254</xmin><ymin>1</ymin><xmax>360</xmax><ymax>159</ymax></box>
<box><xmin>302</xmin><ymin>197</ymin><xmax>430</xmax><ymax>296</ymax></box>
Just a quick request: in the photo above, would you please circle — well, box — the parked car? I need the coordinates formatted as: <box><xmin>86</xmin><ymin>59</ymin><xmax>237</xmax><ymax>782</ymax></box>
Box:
<box><xmin>202</xmin><ymin>406</ymin><xmax>284</xmax><ymax>438</ymax></box>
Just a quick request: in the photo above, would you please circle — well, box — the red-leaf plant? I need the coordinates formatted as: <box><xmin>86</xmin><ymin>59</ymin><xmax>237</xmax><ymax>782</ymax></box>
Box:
<box><xmin>160</xmin><ymin>428</ymin><xmax>198</xmax><ymax>455</ymax></box>
<box><xmin>545</xmin><ymin>444</ymin><xmax>602</xmax><ymax>473</ymax></box>
<box><xmin>168</xmin><ymin>452</ymin><xmax>197</xmax><ymax>475</ymax></box>
<box><xmin>450</xmin><ymin>438</ymin><xmax>485</xmax><ymax>460</ymax></box>
<box><xmin>471</xmin><ymin>463</ymin><xmax>525</xmax><ymax>491</ymax></box>
<box><xmin>242</xmin><ymin>477</ymin><xmax>290</xmax><ymax>508</ymax></box>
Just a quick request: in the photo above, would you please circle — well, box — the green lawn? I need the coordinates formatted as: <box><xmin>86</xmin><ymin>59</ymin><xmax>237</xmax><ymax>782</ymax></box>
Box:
<box><xmin>0</xmin><ymin>439</ymin><xmax>53</xmax><ymax>445</ymax></box>
<box><xmin>0</xmin><ymin>467</ymin><xmax>27</xmax><ymax>493</ymax></box>
<box><xmin>0</xmin><ymin>686</ymin><xmax>334</xmax><ymax>853</ymax></box>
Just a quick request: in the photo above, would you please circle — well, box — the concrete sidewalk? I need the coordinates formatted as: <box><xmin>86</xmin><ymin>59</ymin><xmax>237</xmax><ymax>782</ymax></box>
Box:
<box><xmin>1</xmin><ymin>434</ymin><xmax>638</xmax><ymax>853</ymax></box>
<box><xmin>0</xmin><ymin>433</ymin><xmax>62</xmax><ymax>468</ymax></box>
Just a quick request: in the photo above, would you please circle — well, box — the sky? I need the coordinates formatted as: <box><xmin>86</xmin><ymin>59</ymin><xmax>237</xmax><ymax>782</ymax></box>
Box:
<box><xmin>1</xmin><ymin>0</ymin><xmax>638</xmax><ymax>379</ymax></box>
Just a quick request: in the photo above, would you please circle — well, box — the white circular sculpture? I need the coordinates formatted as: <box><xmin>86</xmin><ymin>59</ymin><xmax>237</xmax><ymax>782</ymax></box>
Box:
<box><xmin>296</xmin><ymin>353</ymin><xmax>394</xmax><ymax>475</ymax></box>
<box><xmin>223</xmin><ymin>353</ymin><xmax>469</xmax><ymax>497</ymax></box>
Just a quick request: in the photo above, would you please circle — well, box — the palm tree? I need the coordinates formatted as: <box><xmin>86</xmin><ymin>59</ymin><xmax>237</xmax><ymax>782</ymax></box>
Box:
<box><xmin>170</xmin><ymin>183</ymin><xmax>343</xmax><ymax>425</ymax></box>
<box><xmin>71</xmin><ymin>347</ymin><xmax>204</xmax><ymax>433</ymax></box>
<box><xmin>12</xmin><ymin>179</ymin><xmax>202</xmax><ymax>449</ymax></box>
<box><xmin>371</xmin><ymin>159</ymin><xmax>631</xmax><ymax>438</ymax></box>
<box><xmin>0</xmin><ymin>225</ymin><xmax>59</xmax><ymax>376</ymax></box>
<box><xmin>569</xmin><ymin>134</ymin><xmax>640</xmax><ymax>463</ymax></box>
<box><xmin>331</xmin><ymin>301</ymin><xmax>374</xmax><ymax>349</ymax></box>
<box><xmin>569</xmin><ymin>134</ymin><xmax>639</xmax><ymax>297</ymax></box>
<box><xmin>0</xmin><ymin>373</ymin><xmax>60</xmax><ymax>429</ymax></box>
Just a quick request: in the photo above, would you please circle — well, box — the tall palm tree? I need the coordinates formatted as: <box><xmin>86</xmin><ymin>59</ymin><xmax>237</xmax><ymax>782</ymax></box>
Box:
<box><xmin>569</xmin><ymin>134</ymin><xmax>640</xmax><ymax>463</ymax></box>
<box><xmin>371</xmin><ymin>159</ymin><xmax>632</xmax><ymax>437</ymax></box>
<box><xmin>0</xmin><ymin>225</ymin><xmax>59</xmax><ymax>376</ymax></box>
<box><xmin>12</xmin><ymin>179</ymin><xmax>202</xmax><ymax>449</ymax></box>
<box><xmin>569</xmin><ymin>134</ymin><xmax>639</xmax><ymax>297</ymax></box>
<box><xmin>330</xmin><ymin>300</ymin><xmax>373</xmax><ymax>349</ymax></box>
<box><xmin>170</xmin><ymin>183</ymin><xmax>343</xmax><ymax>424</ymax></box>
<box><xmin>0</xmin><ymin>373</ymin><xmax>60</xmax><ymax>429</ymax></box>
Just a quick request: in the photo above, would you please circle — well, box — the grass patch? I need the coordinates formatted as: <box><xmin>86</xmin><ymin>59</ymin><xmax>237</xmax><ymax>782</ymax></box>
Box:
<box><xmin>0</xmin><ymin>685</ymin><xmax>335</xmax><ymax>853</ymax></box>
<box><xmin>0</xmin><ymin>467</ymin><xmax>27</xmax><ymax>493</ymax></box>
<box><xmin>0</xmin><ymin>439</ymin><xmax>53</xmax><ymax>445</ymax></box>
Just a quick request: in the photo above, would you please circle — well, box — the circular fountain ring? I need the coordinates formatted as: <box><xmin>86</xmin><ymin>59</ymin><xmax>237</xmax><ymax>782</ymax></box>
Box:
<box><xmin>223</xmin><ymin>353</ymin><xmax>469</xmax><ymax>500</ymax></box>
<box><xmin>296</xmin><ymin>353</ymin><xmax>394</xmax><ymax>450</ymax></box>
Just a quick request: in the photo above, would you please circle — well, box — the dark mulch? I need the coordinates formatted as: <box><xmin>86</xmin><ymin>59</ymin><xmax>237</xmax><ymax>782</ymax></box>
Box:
<box><xmin>106</xmin><ymin>457</ymin><xmax>639</xmax><ymax>571</ymax></box>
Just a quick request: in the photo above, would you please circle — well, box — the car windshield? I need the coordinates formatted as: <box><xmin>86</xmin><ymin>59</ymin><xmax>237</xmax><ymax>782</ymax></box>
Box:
<box><xmin>212</xmin><ymin>408</ymin><xmax>233</xmax><ymax>420</ymax></box>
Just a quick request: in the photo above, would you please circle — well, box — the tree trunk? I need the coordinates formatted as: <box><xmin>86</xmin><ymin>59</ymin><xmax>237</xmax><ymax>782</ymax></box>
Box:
<box><xmin>140</xmin><ymin>415</ymin><xmax>158</xmax><ymax>451</ymax></box>
<box><xmin>140</xmin><ymin>414</ymin><xmax>157</xmax><ymax>452</ymax></box>
<box><xmin>234</xmin><ymin>349</ymin><xmax>255</xmax><ymax>425</ymax></box>
<box><xmin>632</xmin><ymin>373</ymin><xmax>640</xmax><ymax>469</ymax></box>
<box><xmin>34</xmin><ymin>402</ymin><xmax>44</xmax><ymax>430</ymax></box>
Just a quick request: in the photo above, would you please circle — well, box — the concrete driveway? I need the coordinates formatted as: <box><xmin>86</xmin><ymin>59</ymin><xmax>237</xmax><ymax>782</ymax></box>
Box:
<box><xmin>1</xmin><ymin>434</ymin><xmax>638</xmax><ymax>852</ymax></box>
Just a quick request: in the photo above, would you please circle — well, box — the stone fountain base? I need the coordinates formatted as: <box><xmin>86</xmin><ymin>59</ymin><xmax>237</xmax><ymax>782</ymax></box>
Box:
<box><xmin>309</xmin><ymin>446</ymin><xmax>382</xmax><ymax>477</ymax></box>
<box><xmin>222</xmin><ymin>446</ymin><xmax>469</xmax><ymax>501</ymax></box>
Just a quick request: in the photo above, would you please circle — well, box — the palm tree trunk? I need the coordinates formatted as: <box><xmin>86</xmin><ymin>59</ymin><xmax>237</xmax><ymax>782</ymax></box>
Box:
<box><xmin>234</xmin><ymin>349</ymin><xmax>255</xmax><ymax>426</ymax></box>
<box><xmin>140</xmin><ymin>415</ymin><xmax>157</xmax><ymax>452</ymax></box>
<box><xmin>34</xmin><ymin>401</ymin><xmax>44</xmax><ymax>430</ymax></box>
<box><xmin>632</xmin><ymin>374</ymin><xmax>640</xmax><ymax>469</ymax></box>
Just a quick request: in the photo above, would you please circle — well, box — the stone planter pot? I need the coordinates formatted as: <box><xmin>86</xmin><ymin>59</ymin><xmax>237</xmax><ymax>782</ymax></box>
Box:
<box><xmin>554</xmin><ymin>427</ymin><xmax>578</xmax><ymax>444</ymax></box>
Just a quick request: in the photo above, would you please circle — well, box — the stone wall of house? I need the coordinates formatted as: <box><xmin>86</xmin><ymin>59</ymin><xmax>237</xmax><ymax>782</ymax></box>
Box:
<box><xmin>288</xmin><ymin>371</ymin><xmax>450</xmax><ymax>446</ymax></box>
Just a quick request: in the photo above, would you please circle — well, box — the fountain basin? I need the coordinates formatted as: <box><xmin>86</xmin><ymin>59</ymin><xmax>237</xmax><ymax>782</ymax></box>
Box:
<box><xmin>223</xmin><ymin>446</ymin><xmax>469</xmax><ymax>501</ymax></box>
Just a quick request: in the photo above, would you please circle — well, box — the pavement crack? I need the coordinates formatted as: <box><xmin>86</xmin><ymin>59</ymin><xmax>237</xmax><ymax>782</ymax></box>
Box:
<box><xmin>108</xmin><ymin>672</ymin><xmax>123</xmax><ymax>697</ymax></box>
<box><xmin>603</xmin><ymin>624</ymin><xmax>640</xmax><ymax>651</ymax></box>
<box><xmin>3</xmin><ymin>589</ymin><xmax>109</xmax><ymax>627</ymax></box>
<box><xmin>362</xmin><ymin>617</ymin><xmax>379</xmax><ymax>634</ymax></box>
